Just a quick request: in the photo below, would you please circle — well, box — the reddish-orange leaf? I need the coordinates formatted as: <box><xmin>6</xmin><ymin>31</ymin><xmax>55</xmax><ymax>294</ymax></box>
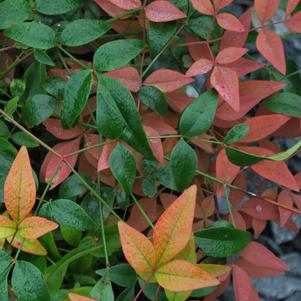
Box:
<box><xmin>216</xmin><ymin>13</ymin><xmax>245</xmax><ymax>32</ymax></box>
<box><xmin>226</xmin><ymin>58</ymin><xmax>264</xmax><ymax>77</ymax></box>
<box><xmin>241</xmin><ymin>114</ymin><xmax>290</xmax><ymax>143</ymax></box>
<box><xmin>213</xmin><ymin>0</ymin><xmax>234</xmax><ymax>10</ymax></box>
<box><xmin>186</xmin><ymin>58</ymin><xmax>214</xmax><ymax>77</ymax></box>
<box><xmin>118</xmin><ymin>221</ymin><xmax>156</xmax><ymax>279</ymax></box>
<box><xmin>220</xmin><ymin>9</ymin><xmax>252</xmax><ymax>49</ymax></box>
<box><xmin>144</xmin><ymin>126</ymin><xmax>164</xmax><ymax>163</ymax></box>
<box><xmin>98</xmin><ymin>140</ymin><xmax>116</xmax><ymax>171</ymax></box>
<box><xmin>145</xmin><ymin>1</ymin><xmax>186</xmax><ymax>22</ymax></box>
<box><xmin>216</xmin><ymin>47</ymin><xmax>248</xmax><ymax>65</ymax></box>
<box><xmin>18</xmin><ymin>216</ymin><xmax>58</xmax><ymax>239</ymax></box>
<box><xmin>186</xmin><ymin>37</ymin><xmax>213</xmax><ymax>61</ymax></box>
<box><xmin>4</xmin><ymin>146</ymin><xmax>36</xmax><ymax>224</ymax></box>
<box><xmin>286</xmin><ymin>11</ymin><xmax>301</xmax><ymax>33</ymax></box>
<box><xmin>278</xmin><ymin>190</ymin><xmax>293</xmax><ymax>226</ymax></box>
<box><xmin>240</xmin><ymin>241</ymin><xmax>288</xmax><ymax>271</ymax></box>
<box><xmin>94</xmin><ymin>0</ymin><xmax>126</xmax><ymax>16</ymax></box>
<box><xmin>190</xmin><ymin>0</ymin><xmax>214</xmax><ymax>15</ymax></box>
<box><xmin>153</xmin><ymin>185</ymin><xmax>197</xmax><ymax>265</ymax></box>
<box><xmin>252</xmin><ymin>218</ymin><xmax>266</xmax><ymax>238</ymax></box>
<box><xmin>107</xmin><ymin>0</ymin><xmax>141</xmax><ymax>9</ymax></box>
<box><xmin>144</xmin><ymin>69</ymin><xmax>193</xmax><ymax>93</ymax></box>
<box><xmin>40</xmin><ymin>138</ymin><xmax>80</xmax><ymax>189</ymax></box>
<box><xmin>215</xmin><ymin>148</ymin><xmax>240</xmax><ymax>197</ymax></box>
<box><xmin>286</xmin><ymin>0</ymin><xmax>300</xmax><ymax>15</ymax></box>
<box><xmin>210</xmin><ymin>66</ymin><xmax>240</xmax><ymax>112</ymax></box>
<box><xmin>256</xmin><ymin>30</ymin><xmax>286</xmax><ymax>75</ymax></box>
<box><xmin>240</xmin><ymin>197</ymin><xmax>278</xmax><ymax>221</ymax></box>
<box><xmin>0</xmin><ymin>215</ymin><xmax>15</xmax><ymax>239</ymax></box>
<box><xmin>43</xmin><ymin>118</ymin><xmax>84</xmax><ymax>140</ymax></box>
<box><xmin>255</xmin><ymin>0</ymin><xmax>280</xmax><ymax>23</ymax></box>
<box><xmin>200</xmin><ymin>196</ymin><xmax>215</xmax><ymax>219</ymax></box>
<box><xmin>204</xmin><ymin>274</ymin><xmax>231</xmax><ymax>301</ymax></box>
<box><xmin>155</xmin><ymin>260</ymin><xmax>219</xmax><ymax>292</ymax></box>
<box><xmin>105</xmin><ymin>67</ymin><xmax>141</xmax><ymax>92</ymax></box>
<box><xmin>233</xmin><ymin>265</ymin><xmax>252</xmax><ymax>301</ymax></box>
<box><xmin>68</xmin><ymin>293</ymin><xmax>96</xmax><ymax>301</ymax></box>
<box><xmin>142</xmin><ymin>112</ymin><xmax>177</xmax><ymax>135</ymax></box>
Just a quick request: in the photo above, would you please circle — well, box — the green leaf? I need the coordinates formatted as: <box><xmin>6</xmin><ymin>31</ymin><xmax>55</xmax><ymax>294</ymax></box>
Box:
<box><xmin>39</xmin><ymin>199</ymin><xmax>96</xmax><ymax>231</ymax></box>
<box><xmin>34</xmin><ymin>49</ymin><xmax>55</xmax><ymax>66</ymax></box>
<box><xmin>0</xmin><ymin>0</ymin><xmax>31</xmax><ymax>30</ymax></box>
<box><xmin>179</xmin><ymin>90</ymin><xmax>218</xmax><ymax>137</ymax></box>
<box><xmin>116</xmin><ymin>287</ymin><xmax>135</xmax><ymax>301</ymax></box>
<box><xmin>61</xmin><ymin>69</ymin><xmax>92</xmax><ymax>128</ymax></box>
<box><xmin>10</xmin><ymin>79</ymin><xmax>26</xmax><ymax>98</ymax></box>
<box><xmin>96</xmin><ymin>75</ymin><xmax>153</xmax><ymax>158</ymax></box>
<box><xmin>12</xmin><ymin>261</ymin><xmax>50</xmax><ymax>301</ymax></box>
<box><xmin>0</xmin><ymin>119</ymin><xmax>9</xmax><ymax>137</ymax></box>
<box><xmin>225</xmin><ymin>147</ymin><xmax>264</xmax><ymax>166</ymax></box>
<box><xmin>195</xmin><ymin>222</ymin><xmax>251</xmax><ymax>257</ymax></box>
<box><xmin>23</xmin><ymin>94</ymin><xmax>57</xmax><ymax>127</ymax></box>
<box><xmin>165</xmin><ymin>290</ymin><xmax>191</xmax><ymax>301</ymax></box>
<box><xmin>5</xmin><ymin>97</ymin><xmax>19</xmax><ymax>117</ymax></box>
<box><xmin>96</xmin><ymin>263</ymin><xmax>137</xmax><ymax>288</ymax></box>
<box><xmin>60</xmin><ymin>19</ymin><xmax>110</xmax><ymax>47</ymax></box>
<box><xmin>0</xmin><ymin>250</ymin><xmax>12</xmax><ymax>301</ymax></box>
<box><xmin>264</xmin><ymin>92</ymin><xmax>301</xmax><ymax>117</ymax></box>
<box><xmin>109</xmin><ymin>144</ymin><xmax>136</xmax><ymax>195</ymax></box>
<box><xmin>61</xmin><ymin>226</ymin><xmax>82</xmax><ymax>247</ymax></box>
<box><xmin>11</xmin><ymin>131</ymin><xmax>39</xmax><ymax>148</ymax></box>
<box><xmin>138</xmin><ymin>86</ymin><xmax>168</xmax><ymax>116</ymax></box>
<box><xmin>91</xmin><ymin>271</ymin><xmax>114</xmax><ymax>301</ymax></box>
<box><xmin>4</xmin><ymin>22</ymin><xmax>57</xmax><ymax>49</ymax></box>
<box><xmin>59</xmin><ymin>174</ymin><xmax>90</xmax><ymax>199</ymax></box>
<box><xmin>170</xmin><ymin>139</ymin><xmax>197</xmax><ymax>191</ymax></box>
<box><xmin>190</xmin><ymin>286</ymin><xmax>217</xmax><ymax>298</ymax></box>
<box><xmin>269</xmin><ymin>139</ymin><xmax>301</xmax><ymax>161</ymax></box>
<box><xmin>43</xmin><ymin>77</ymin><xmax>65</xmax><ymax>99</ymax></box>
<box><xmin>93</xmin><ymin>39</ymin><xmax>145</xmax><ymax>71</ymax></box>
<box><xmin>0</xmin><ymin>137</ymin><xmax>17</xmax><ymax>155</ymax></box>
<box><xmin>138</xmin><ymin>279</ymin><xmax>167</xmax><ymax>301</ymax></box>
<box><xmin>224</xmin><ymin>124</ymin><xmax>249</xmax><ymax>145</ymax></box>
<box><xmin>35</xmin><ymin>0</ymin><xmax>82</xmax><ymax>15</ymax></box>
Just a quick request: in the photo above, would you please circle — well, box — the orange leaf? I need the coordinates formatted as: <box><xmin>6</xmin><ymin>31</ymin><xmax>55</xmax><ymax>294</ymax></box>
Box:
<box><xmin>240</xmin><ymin>241</ymin><xmax>288</xmax><ymax>271</ymax></box>
<box><xmin>233</xmin><ymin>265</ymin><xmax>252</xmax><ymax>301</ymax></box>
<box><xmin>118</xmin><ymin>221</ymin><xmax>156</xmax><ymax>279</ymax></box>
<box><xmin>18</xmin><ymin>216</ymin><xmax>58</xmax><ymax>239</ymax></box>
<box><xmin>145</xmin><ymin>1</ymin><xmax>186</xmax><ymax>22</ymax></box>
<box><xmin>241</xmin><ymin>114</ymin><xmax>290</xmax><ymax>143</ymax></box>
<box><xmin>216</xmin><ymin>47</ymin><xmax>248</xmax><ymax>65</ymax></box>
<box><xmin>0</xmin><ymin>215</ymin><xmax>16</xmax><ymax>239</ymax></box>
<box><xmin>216</xmin><ymin>13</ymin><xmax>245</xmax><ymax>32</ymax></box>
<box><xmin>286</xmin><ymin>11</ymin><xmax>301</xmax><ymax>33</ymax></box>
<box><xmin>107</xmin><ymin>0</ymin><xmax>141</xmax><ymax>9</ymax></box>
<box><xmin>256</xmin><ymin>30</ymin><xmax>286</xmax><ymax>75</ymax></box>
<box><xmin>210</xmin><ymin>66</ymin><xmax>240</xmax><ymax>112</ymax></box>
<box><xmin>186</xmin><ymin>58</ymin><xmax>214</xmax><ymax>77</ymax></box>
<box><xmin>68</xmin><ymin>293</ymin><xmax>96</xmax><ymax>301</ymax></box>
<box><xmin>153</xmin><ymin>185</ymin><xmax>196</xmax><ymax>265</ymax></box>
<box><xmin>105</xmin><ymin>67</ymin><xmax>141</xmax><ymax>92</ymax></box>
<box><xmin>155</xmin><ymin>259</ymin><xmax>219</xmax><ymax>292</ymax></box>
<box><xmin>254</xmin><ymin>0</ymin><xmax>280</xmax><ymax>23</ymax></box>
<box><xmin>4</xmin><ymin>146</ymin><xmax>36</xmax><ymax>224</ymax></box>
<box><xmin>190</xmin><ymin>0</ymin><xmax>214</xmax><ymax>15</ymax></box>
<box><xmin>144</xmin><ymin>69</ymin><xmax>193</xmax><ymax>93</ymax></box>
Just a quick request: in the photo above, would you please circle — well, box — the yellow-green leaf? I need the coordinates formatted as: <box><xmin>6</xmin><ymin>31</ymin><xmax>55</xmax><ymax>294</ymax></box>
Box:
<box><xmin>199</xmin><ymin>264</ymin><xmax>231</xmax><ymax>277</ymax></box>
<box><xmin>0</xmin><ymin>215</ymin><xmax>15</xmax><ymax>239</ymax></box>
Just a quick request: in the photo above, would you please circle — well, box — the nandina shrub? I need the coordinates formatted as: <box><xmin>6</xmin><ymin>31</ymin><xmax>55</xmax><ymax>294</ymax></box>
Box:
<box><xmin>0</xmin><ymin>0</ymin><xmax>301</xmax><ymax>300</ymax></box>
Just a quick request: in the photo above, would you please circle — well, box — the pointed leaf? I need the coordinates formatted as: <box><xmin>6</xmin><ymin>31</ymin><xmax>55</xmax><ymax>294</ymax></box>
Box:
<box><xmin>155</xmin><ymin>260</ymin><xmax>219</xmax><ymax>292</ymax></box>
<box><xmin>286</xmin><ymin>0</ymin><xmax>300</xmax><ymax>15</ymax></box>
<box><xmin>216</xmin><ymin>13</ymin><xmax>245</xmax><ymax>32</ymax></box>
<box><xmin>35</xmin><ymin>0</ymin><xmax>82</xmax><ymax>15</ymax></box>
<box><xmin>145</xmin><ymin>1</ymin><xmax>186</xmax><ymax>22</ymax></box>
<box><xmin>186</xmin><ymin>58</ymin><xmax>214</xmax><ymax>77</ymax></box>
<box><xmin>256</xmin><ymin>30</ymin><xmax>286</xmax><ymax>75</ymax></box>
<box><xmin>4</xmin><ymin>146</ymin><xmax>36</xmax><ymax>223</ymax></box>
<box><xmin>255</xmin><ymin>0</ymin><xmax>280</xmax><ymax>23</ymax></box>
<box><xmin>190</xmin><ymin>0</ymin><xmax>214</xmax><ymax>15</ymax></box>
<box><xmin>118</xmin><ymin>221</ymin><xmax>156</xmax><ymax>279</ymax></box>
<box><xmin>153</xmin><ymin>185</ymin><xmax>197</xmax><ymax>265</ymax></box>
<box><xmin>278</xmin><ymin>190</ymin><xmax>293</xmax><ymax>226</ymax></box>
<box><xmin>0</xmin><ymin>215</ymin><xmax>15</xmax><ymax>239</ymax></box>
<box><xmin>233</xmin><ymin>265</ymin><xmax>252</xmax><ymax>301</ymax></box>
<box><xmin>18</xmin><ymin>216</ymin><xmax>58</xmax><ymax>239</ymax></box>
<box><xmin>213</xmin><ymin>0</ymin><xmax>234</xmax><ymax>10</ymax></box>
<box><xmin>199</xmin><ymin>264</ymin><xmax>231</xmax><ymax>277</ymax></box>
<box><xmin>108</xmin><ymin>0</ymin><xmax>141</xmax><ymax>9</ymax></box>
<box><xmin>216</xmin><ymin>47</ymin><xmax>248</xmax><ymax>65</ymax></box>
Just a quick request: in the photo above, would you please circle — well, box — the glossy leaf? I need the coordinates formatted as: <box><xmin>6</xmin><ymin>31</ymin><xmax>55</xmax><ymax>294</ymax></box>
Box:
<box><xmin>35</xmin><ymin>0</ymin><xmax>82</xmax><ymax>15</ymax></box>
<box><xmin>153</xmin><ymin>185</ymin><xmax>196</xmax><ymax>265</ymax></box>
<box><xmin>224</xmin><ymin>124</ymin><xmax>249</xmax><ymax>144</ymax></box>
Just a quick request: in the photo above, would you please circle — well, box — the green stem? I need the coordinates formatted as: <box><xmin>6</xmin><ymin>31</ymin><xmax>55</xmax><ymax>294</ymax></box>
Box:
<box><xmin>59</xmin><ymin>47</ymin><xmax>90</xmax><ymax>69</ymax></box>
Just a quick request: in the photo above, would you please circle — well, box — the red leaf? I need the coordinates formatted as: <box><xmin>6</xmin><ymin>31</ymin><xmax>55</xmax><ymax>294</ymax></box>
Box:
<box><xmin>190</xmin><ymin>0</ymin><xmax>214</xmax><ymax>15</ymax></box>
<box><xmin>252</xmin><ymin>219</ymin><xmax>266</xmax><ymax>238</ymax></box>
<box><xmin>186</xmin><ymin>37</ymin><xmax>213</xmax><ymax>61</ymax></box>
<box><xmin>98</xmin><ymin>140</ymin><xmax>116</xmax><ymax>171</ymax></box>
<box><xmin>241</xmin><ymin>114</ymin><xmax>290</xmax><ymax>143</ymax></box>
<box><xmin>220</xmin><ymin>9</ymin><xmax>252</xmax><ymax>49</ymax></box>
<box><xmin>255</xmin><ymin>0</ymin><xmax>280</xmax><ymax>23</ymax></box>
<box><xmin>216</xmin><ymin>47</ymin><xmax>248</xmax><ymax>65</ymax></box>
<box><xmin>233</xmin><ymin>265</ymin><xmax>252</xmax><ymax>301</ymax></box>
<box><xmin>144</xmin><ymin>69</ymin><xmax>193</xmax><ymax>93</ymax></box>
<box><xmin>213</xmin><ymin>0</ymin><xmax>234</xmax><ymax>10</ymax></box>
<box><xmin>215</xmin><ymin>148</ymin><xmax>240</xmax><ymax>197</ymax></box>
<box><xmin>286</xmin><ymin>0</ymin><xmax>300</xmax><ymax>15</ymax></box>
<box><xmin>40</xmin><ymin>138</ymin><xmax>81</xmax><ymax>189</ymax></box>
<box><xmin>144</xmin><ymin>126</ymin><xmax>164</xmax><ymax>163</ymax></box>
<box><xmin>210</xmin><ymin>66</ymin><xmax>240</xmax><ymax>112</ymax></box>
<box><xmin>278</xmin><ymin>190</ymin><xmax>293</xmax><ymax>226</ymax></box>
<box><xmin>240</xmin><ymin>241</ymin><xmax>288</xmax><ymax>271</ymax></box>
<box><xmin>225</xmin><ymin>58</ymin><xmax>264</xmax><ymax>77</ymax></box>
<box><xmin>166</xmin><ymin>90</ymin><xmax>194</xmax><ymax>113</ymax></box>
<box><xmin>105</xmin><ymin>67</ymin><xmax>141</xmax><ymax>92</ymax></box>
<box><xmin>286</xmin><ymin>11</ymin><xmax>301</xmax><ymax>33</ymax></box>
<box><xmin>43</xmin><ymin>118</ymin><xmax>83</xmax><ymax>140</ymax></box>
<box><xmin>256</xmin><ymin>30</ymin><xmax>286</xmax><ymax>75</ymax></box>
<box><xmin>107</xmin><ymin>0</ymin><xmax>141</xmax><ymax>10</ymax></box>
<box><xmin>216</xmin><ymin>13</ymin><xmax>245</xmax><ymax>32</ymax></box>
<box><xmin>145</xmin><ymin>1</ymin><xmax>186</xmax><ymax>22</ymax></box>
<box><xmin>95</xmin><ymin>0</ymin><xmax>126</xmax><ymax>16</ymax></box>
<box><xmin>142</xmin><ymin>112</ymin><xmax>177</xmax><ymax>135</ymax></box>
<box><xmin>186</xmin><ymin>58</ymin><xmax>214</xmax><ymax>77</ymax></box>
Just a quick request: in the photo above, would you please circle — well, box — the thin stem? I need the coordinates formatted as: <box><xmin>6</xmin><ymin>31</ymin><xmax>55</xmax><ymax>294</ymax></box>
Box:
<box><xmin>131</xmin><ymin>193</ymin><xmax>154</xmax><ymax>229</ymax></box>
<box><xmin>224</xmin><ymin>187</ymin><xmax>236</xmax><ymax>227</ymax></box>
<box><xmin>106</xmin><ymin>8</ymin><xmax>141</xmax><ymax>22</ymax></box>
<box><xmin>58</xmin><ymin>47</ymin><xmax>90</xmax><ymax>69</ymax></box>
